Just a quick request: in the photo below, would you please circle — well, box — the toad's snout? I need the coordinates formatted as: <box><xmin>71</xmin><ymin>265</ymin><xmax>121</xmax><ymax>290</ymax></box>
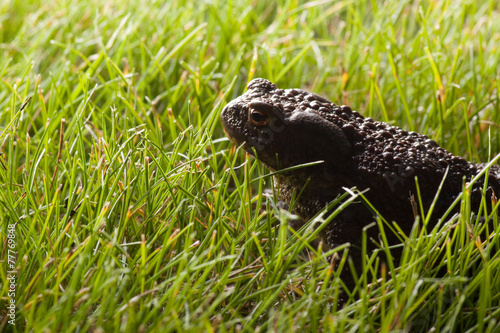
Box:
<box><xmin>220</xmin><ymin>101</ymin><xmax>246</xmax><ymax>146</ymax></box>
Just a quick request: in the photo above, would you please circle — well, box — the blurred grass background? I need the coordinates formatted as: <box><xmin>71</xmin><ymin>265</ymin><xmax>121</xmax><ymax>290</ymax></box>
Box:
<box><xmin>0</xmin><ymin>0</ymin><xmax>499</xmax><ymax>331</ymax></box>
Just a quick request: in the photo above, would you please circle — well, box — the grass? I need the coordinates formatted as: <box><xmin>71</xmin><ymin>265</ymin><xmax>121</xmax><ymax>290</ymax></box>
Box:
<box><xmin>0</xmin><ymin>0</ymin><xmax>499</xmax><ymax>331</ymax></box>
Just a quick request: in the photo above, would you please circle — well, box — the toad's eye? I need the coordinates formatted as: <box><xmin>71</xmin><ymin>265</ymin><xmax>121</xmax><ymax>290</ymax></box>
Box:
<box><xmin>250</xmin><ymin>109</ymin><xmax>268</xmax><ymax>126</ymax></box>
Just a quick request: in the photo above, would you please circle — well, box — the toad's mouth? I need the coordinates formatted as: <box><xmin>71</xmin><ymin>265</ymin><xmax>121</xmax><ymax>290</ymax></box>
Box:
<box><xmin>222</xmin><ymin>132</ymin><xmax>256</xmax><ymax>157</ymax></box>
<box><xmin>221</xmin><ymin>122</ymin><xmax>247</xmax><ymax>149</ymax></box>
<box><xmin>221</xmin><ymin>125</ymin><xmax>236</xmax><ymax>144</ymax></box>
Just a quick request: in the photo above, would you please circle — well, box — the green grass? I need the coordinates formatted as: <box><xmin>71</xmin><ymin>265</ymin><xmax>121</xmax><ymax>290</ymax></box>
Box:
<box><xmin>1</xmin><ymin>0</ymin><xmax>499</xmax><ymax>331</ymax></box>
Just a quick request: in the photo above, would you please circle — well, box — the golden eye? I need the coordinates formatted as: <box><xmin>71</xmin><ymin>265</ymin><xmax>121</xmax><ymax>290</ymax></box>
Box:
<box><xmin>250</xmin><ymin>109</ymin><xmax>268</xmax><ymax>126</ymax></box>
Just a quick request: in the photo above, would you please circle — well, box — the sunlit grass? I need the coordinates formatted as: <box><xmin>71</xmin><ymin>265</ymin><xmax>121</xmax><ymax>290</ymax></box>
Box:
<box><xmin>0</xmin><ymin>0</ymin><xmax>499</xmax><ymax>331</ymax></box>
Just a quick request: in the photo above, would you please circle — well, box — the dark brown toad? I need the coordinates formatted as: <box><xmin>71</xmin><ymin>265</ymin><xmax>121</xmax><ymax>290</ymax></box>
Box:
<box><xmin>221</xmin><ymin>78</ymin><xmax>499</xmax><ymax>287</ymax></box>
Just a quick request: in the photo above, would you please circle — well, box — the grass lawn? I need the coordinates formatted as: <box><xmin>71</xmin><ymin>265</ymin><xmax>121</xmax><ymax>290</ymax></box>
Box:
<box><xmin>1</xmin><ymin>0</ymin><xmax>499</xmax><ymax>331</ymax></box>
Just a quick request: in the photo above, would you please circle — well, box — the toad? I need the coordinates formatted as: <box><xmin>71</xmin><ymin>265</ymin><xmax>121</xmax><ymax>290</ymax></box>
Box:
<box><xmin>221</xmin><ymin>78</ymin><xmax>499</xmax><ymax>290</ymax></box>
